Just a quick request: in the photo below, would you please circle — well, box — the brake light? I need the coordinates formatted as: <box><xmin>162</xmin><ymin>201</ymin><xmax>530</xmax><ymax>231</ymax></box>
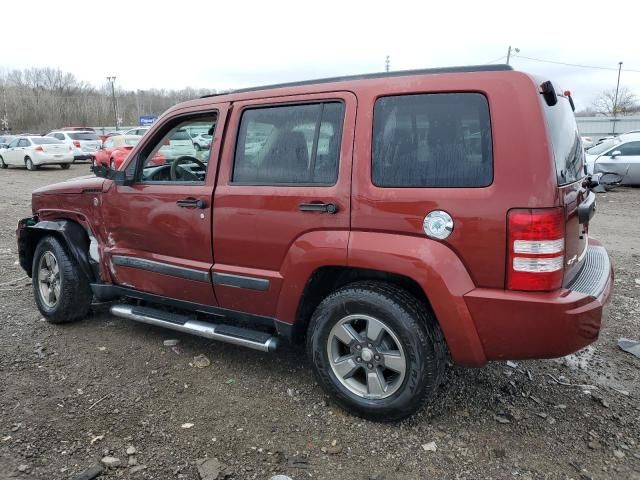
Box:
<box><xmin>507</xmin><ymin>208</ymin><xmax>565</xmax><ymax>291</ymax></box>
<box><xmin>73</xmin><ymin>140</ymin><xmax>81</xmax><ymax>148</ymax></box>
<box><xmin>34</xmin><ymin>146</ymin><xmax>43</xmax><ymax>152</ymax></box>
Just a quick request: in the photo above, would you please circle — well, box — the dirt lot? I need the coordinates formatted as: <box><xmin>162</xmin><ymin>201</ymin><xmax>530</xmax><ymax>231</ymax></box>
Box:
<box><xmin>0</xmin><ymin>165</ymin><xmax>639</xmax><ymax>480</ymax></box>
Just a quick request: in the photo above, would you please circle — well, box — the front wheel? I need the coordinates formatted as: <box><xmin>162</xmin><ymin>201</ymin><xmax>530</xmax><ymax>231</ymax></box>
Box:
<box><xmin>0</xmin><ymin>156</ymin><xmax>7</xmax><ymax>169</ymax></box>
<box><xmin>25</xmin><ymin>157</ymin><xmax>37</xmax><ymax>171</ymax></box>
<box><xmin>307</xmin><ymin>281</ymin><xmax>446</xmax><ymax>422</ymax></box>
<box><xmin>60</xmin><ymin>163</ymin><xmax>70</xmax><ymax>170</ymax></box>
<box><xmin>32</xmin><ymin>235</ymin><xmax>93</xmax><ymax>323</ymax></box>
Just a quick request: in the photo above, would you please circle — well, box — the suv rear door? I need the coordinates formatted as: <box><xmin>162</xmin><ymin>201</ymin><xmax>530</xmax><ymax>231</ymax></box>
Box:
<box><xmin>212</xmin><ymin>92</ymin><xmax>356</xmax><ymax>317</ymax></box>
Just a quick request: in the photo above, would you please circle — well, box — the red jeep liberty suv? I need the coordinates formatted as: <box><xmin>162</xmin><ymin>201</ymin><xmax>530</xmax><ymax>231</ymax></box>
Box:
<box><xmin>16</xmin><ymin>65</ymin><xmax>613</xmax><ymax>421</ymax></box>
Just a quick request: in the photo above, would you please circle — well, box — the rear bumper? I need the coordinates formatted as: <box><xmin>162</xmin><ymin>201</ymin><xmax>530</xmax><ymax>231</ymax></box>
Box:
<box><xmin>33</xmin><ymin>154</ymin><xmax>74</xmax><ymax>165</ymax></box>
<box><xmin>464</xmin><ymin>239</ymin><xmax>613</xmax><ymax>362</ymax></box>
<box><xmin>73</xmin><ymin>154</ymin><xmax>93</xmax><ymax>161</ymax></box>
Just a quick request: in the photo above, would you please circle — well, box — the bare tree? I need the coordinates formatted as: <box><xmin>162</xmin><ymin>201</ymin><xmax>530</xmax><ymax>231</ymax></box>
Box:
<box><xmin>0</xmin><ymin>67</ymin><xmax>216</xmax><ymax>134</ymax></box>
<box><xmin>592</xmin><ymin>87</ymin><xmax>638</xmax><ymax>116</ymax></box>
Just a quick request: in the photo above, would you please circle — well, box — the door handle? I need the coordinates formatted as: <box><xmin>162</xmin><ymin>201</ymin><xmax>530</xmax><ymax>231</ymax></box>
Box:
<box><xmin>176</xmin><ymin>198</ymin><xmax>207</xmax><ymax>209</ymax></box>
<box><xmin>299</xmin><ymin>202</ymin><xmax>338</xmax><ymax>214</ymax></box>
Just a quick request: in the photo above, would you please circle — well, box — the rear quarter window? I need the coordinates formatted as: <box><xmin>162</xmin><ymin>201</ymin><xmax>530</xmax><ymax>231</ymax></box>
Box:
<box><xmin>541</xmin><ymin>96</ymin><xmax>585</xmax><ymax>185</ymax></box>
<box><xmin>372</xmin><ymin>93</ymin><xmax>493</xmax><ymax>187</ymax></box>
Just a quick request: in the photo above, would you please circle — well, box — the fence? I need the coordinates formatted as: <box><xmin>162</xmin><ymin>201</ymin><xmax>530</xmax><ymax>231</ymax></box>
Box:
<box><xmin>576</xmin><ymin>116</ymin><xmax>640</xmax><ymax>139</ymax></box>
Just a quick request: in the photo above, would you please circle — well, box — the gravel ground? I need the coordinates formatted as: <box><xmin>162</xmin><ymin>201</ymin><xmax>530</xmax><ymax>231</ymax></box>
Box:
<box><xmin>0</xmin><ymin>165</ymin><xmax>639</xmax><ymax>480</ymax></box>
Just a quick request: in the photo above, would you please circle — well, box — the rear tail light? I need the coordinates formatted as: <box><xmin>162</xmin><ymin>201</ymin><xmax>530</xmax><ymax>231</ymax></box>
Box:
<box><xmin>507</xmin><ymin>208</ymin><xmax>565</xmax><ymax>291</ymax></box>
<box><xmin>73</xmin><ymin>140</ymin><xmax>81</xmax><ymax>148</ymax></box>
<box><xmin>34</xmin><ymin>146</ymin><xmax>44</xmax><ymax>152</ymax></box>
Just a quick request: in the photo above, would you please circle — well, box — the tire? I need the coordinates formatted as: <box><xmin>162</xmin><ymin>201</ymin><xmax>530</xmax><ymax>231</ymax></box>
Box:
<box><xmin>25</xmin><ymin>157</ymin><xmax>37</xmax><ymax>171</ymax></box>
<box><xmin>32</xmin><ymin>235</ymin><xmax>93</xmax><ymax>323</ymax></box>
<box><xmin>306</xmin><ymin>281</ymin><xmax>446</xmax><ymax>422</ymax></box>
<box><xmin>0</xmin><ymin>156</ymin><xmax>6</xmax><ymax>169</ymax></box>
<box><xmin>60</xmin><ymin>163</ymin><xmax>70</xmax><ymax>170</ymax></box>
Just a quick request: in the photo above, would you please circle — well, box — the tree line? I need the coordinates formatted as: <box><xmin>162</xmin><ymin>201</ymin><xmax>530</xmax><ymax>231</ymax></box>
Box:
<box><xmin>0</xmin><ymin>67</ymin><xmax>216</xmax><ymax>134</ymax></box>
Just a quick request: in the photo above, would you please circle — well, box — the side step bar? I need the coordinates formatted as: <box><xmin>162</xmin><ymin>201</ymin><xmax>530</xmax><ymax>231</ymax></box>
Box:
<box><xmin>110</xmin><ymin>305</ymin><xmax>279</xmax><ymax>352</ymax></box>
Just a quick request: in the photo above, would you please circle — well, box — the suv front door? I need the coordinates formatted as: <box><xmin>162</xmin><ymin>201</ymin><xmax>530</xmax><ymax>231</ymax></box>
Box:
<box><xmin>101</xmin><ymin>104</ymin><xmax>229</xmax><ymax>305</ymax></box>
<box><xmin>212</xmin><ymin>93</ymin><xmax>356</xmax><ymax>318</ymax></box>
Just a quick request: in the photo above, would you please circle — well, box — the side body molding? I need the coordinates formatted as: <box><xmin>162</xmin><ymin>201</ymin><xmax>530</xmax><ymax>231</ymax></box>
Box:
<box><xmin>348</xmin><ymin>231</ymin><xmax>487</xmax><ymax>367</ymax></box>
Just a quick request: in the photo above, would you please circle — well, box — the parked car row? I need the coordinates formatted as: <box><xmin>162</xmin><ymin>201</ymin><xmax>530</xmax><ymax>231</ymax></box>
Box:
<box><xmin>585</xmin><ymin>132</ymin><xmax>640</xmax><ymax>185</ymax></box>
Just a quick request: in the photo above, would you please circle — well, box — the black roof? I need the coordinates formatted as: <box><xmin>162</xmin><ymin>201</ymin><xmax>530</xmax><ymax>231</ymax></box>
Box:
<box><xmin>201</xmin><ymin>64</ymin><xmax>513</xmax><ymax>98</ymax></box>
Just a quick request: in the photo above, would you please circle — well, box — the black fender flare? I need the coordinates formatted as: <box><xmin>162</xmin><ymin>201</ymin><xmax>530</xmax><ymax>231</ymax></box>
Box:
<box><xmin>18</xmin><ymin>218</ymin><xmax>95</xmax><ymax>282</ymax></box>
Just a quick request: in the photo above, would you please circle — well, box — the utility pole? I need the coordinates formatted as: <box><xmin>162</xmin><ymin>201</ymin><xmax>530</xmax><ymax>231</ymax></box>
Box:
<box><xmin>385</xmin><ymin>55</ymin><xmax>390</xmax><ymax>72</ymax></box>
<box><xmin>612</xmin><ymin>61</ymin><xmax>623</xmax><ymax>134</ymax></box>
<box><xmin>506</xmin><ymin>46</ymin><xmax>520</xmax><ymax>65</ymax></box>
<box><xmin>106</xmin><ymin>76</ymin><xmax>118</xmax><ymax>131</ymax></box>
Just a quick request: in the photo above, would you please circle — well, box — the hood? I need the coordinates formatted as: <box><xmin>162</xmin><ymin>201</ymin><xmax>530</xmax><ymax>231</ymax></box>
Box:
<box><xmin>32</xmin><ymin>175</ymin><xmax>106</xmax><ymax>195</ymax></box>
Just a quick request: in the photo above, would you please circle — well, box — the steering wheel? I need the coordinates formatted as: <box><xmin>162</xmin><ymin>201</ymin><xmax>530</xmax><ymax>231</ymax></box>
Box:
<box><xmin>170</xmin><ymin>155</ymin><xmax>206</xmax><ymax>181</ymax></box>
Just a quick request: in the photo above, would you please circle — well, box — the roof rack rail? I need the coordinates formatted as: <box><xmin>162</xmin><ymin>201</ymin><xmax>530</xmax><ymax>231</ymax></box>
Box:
<box><xmin>200</xmin><ymin>64</ymin><xmax>512</xmax><ymax>98</ymax></box>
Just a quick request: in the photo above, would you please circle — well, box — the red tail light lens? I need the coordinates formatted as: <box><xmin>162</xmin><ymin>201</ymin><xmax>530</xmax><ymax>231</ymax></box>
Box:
<box><xmin>73</xmin><ymin>140</ymin><xmax>81</xmax><ymax>148</ymax></box>
<box><xmin>34</xmin><ymin>146</ymin><xmax>44</xmax><ymax>152</ymax></box>
<box><xmin>507</xmin><ymin>208</ymin><xmax>565</xmax><ymax>291</ymax></box>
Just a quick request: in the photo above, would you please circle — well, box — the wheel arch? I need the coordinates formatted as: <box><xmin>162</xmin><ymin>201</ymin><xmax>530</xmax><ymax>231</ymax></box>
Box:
<box><xmin>18</xmin><ymin>218</ymin><xmax>95</xmax><ymax>282</ymax></box>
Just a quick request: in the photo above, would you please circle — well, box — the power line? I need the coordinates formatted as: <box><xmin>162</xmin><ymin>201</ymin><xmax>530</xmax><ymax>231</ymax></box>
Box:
<box><xmin>483</xmin><ymin>55</ymin><xmax>507</xmax><ymax>64</ymax></box>
<box><xmin>513</xmin><ymin>54</ymin><xmax>640</xmax><ymax>73</ymax></box>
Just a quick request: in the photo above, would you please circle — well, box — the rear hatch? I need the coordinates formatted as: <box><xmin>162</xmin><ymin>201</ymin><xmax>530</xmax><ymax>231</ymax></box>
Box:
<box><xmin>69</xmin><ymin>132</ymin><xmax>101</xmax><ymax>152</ymax></box>
<box><xmin>540</xmin><ymin>91</ymin><xmax>589</xmax><ymax>286</ymax></box>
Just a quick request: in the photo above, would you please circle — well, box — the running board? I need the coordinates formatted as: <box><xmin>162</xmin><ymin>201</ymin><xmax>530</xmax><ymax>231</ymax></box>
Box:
<box><xmin>109</xmin><ymin>304</ymin><xmax>279</xmax><ymax>352</ymax></box>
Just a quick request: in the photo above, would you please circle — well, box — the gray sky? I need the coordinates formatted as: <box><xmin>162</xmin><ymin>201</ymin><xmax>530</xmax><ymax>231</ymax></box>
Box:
<box><xmin>4</xmin><ymin>0</ymin><xmax>640</xmax><ymax>110</ymax></box>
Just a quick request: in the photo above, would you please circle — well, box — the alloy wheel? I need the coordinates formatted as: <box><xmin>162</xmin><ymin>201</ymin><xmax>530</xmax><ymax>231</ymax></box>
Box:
<box><xmin>327</xmin><ymin>314</ymin><xmax>407</xmax><ymax>400</ymax></box>
<box><xmin>37</xmin><ymin>251</ymin><xmax>61</xmax><ymax>308</ymax></box>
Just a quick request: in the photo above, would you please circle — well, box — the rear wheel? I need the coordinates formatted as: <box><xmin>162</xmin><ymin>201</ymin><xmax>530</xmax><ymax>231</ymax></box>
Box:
<box><xmin>32</xmin><ymin>235</ymin><xmax>93</xmax><ymax>323</ymax></box>
<box><xmin>60</xmin><ymin>163</ymin><xmax>70</xmax><ymax>170</ymax></box>
<box><xmin>307</xmin><ymin>281</ymin><xmax>446</xmax><ymax>422</ymax></box>
<box><xmin>0</xmin><ymin>156</ymin><xmax>7</xmax><ymax>169</ymax></box>
<box><xmin>25</xmin><ymin>157</ymin><xmax>37</xmax><ymax>171</ymax></box>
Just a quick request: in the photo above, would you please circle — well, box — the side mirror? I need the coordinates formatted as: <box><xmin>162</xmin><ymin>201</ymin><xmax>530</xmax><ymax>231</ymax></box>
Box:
<box><xmin>93</xmin><ymin>164</ymin><xmax>133</xmax><ymax>186</ymax></box>
<box><xmin>610</xmin><ymin>150</ymin><xmax>622</xmax><ymax>158</ymax></box>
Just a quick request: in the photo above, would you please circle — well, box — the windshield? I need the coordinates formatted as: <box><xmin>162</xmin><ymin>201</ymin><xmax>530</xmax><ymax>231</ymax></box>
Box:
<box><xmin>68</xmin><ymin>132</ymin><xmax>99</xmax><ymax>141</ymax></box>
<box><xmin>587</xmin><ymin>138</ymin><xmax>620</xmax><ymax>155</ymax></box>
<box><xmin>171</xmin><ymin>130</ymin><xmax>191</xmax><ymax>141</ymax></box>
<box><xmin>32</xmin><ymin>137</ymin><xmax>63</xmax><ymax>145</ymax></box>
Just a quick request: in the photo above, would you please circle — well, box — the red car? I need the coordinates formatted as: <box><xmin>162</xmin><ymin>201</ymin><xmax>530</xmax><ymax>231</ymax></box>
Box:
<box><xmin>93</xmin><ymin>135</ymin><xmax>165</xmax><ymax>170</ymax></box>
<box><xmin>17</xmin><ymin>65</ymin><xmax>613</xmax><ymax>421</ymax></box>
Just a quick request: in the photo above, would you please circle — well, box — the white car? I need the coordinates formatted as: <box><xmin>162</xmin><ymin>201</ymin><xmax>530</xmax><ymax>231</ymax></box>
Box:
<box><xmin>0</xmin><ymin>136</ymin><xmax>73</xmax><ymax>170</ymax></box>
<box><xmin>585</xmin><ymin>132</ymin><xmax>640</xmax><ymax>184</ymax></box>
<box><xmin>123</xmin><ymin>127</ymin><xmax>151</xmax><ymax>137</ymax></box>
<box><xmin>159</xmin><ymin>129</ymin><xmax>196</xmax><ymax>160</ymax></box>
<box><xmin>581</xmin><ymin>136</ymin><xmax>594</xmax><ymax>149</ymax></box>
<box><xmin>192</xmin><ymin>133</ymin><xmax>212</xmax><ymax>151</ymax></box>
<box><xmin>46</xmin><ymin>130</ymin><xmax>102</xmax><ymax>162</ymax></box>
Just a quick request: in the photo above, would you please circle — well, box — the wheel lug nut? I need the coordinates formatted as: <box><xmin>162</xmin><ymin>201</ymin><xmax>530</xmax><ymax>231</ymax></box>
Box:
<box><xmin>368</xmin><ymin>343</ymin><xmax>372</xmax><ymax>348</ymax></box>
<box><xmin>356</xmin><ymin>345</ymin><xmax>361</xmax><ymax>350</ymax></box>
<box><xmin>367</xmin><ymin>363</ymin><xmax>373</xmax><ymax>369</ymax></box>
<box><xmin>356</xmin><ymin>357</ymin><xmax>361</xmax><ymax>362</ymax></box>
<box><xmin>374</xmin><ymin>355</ymin><xmax>380</xmax><ymax>361</ymax></box>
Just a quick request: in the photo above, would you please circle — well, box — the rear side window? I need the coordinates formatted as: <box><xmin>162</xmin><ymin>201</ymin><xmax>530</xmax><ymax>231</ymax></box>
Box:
<box><xmin>541</xmin><ymin>96</ymin><xmax>584</xmax><ymax>185</ymax></box>
<box><xmin>68</xmin><ymin>132</ymin><xmax>99</xmax><ymax>141</ymax></box>
<box><xmin>372</xmin><ymin>93</ymin><xmax>493</xmax><ymax>187</ymax></box>
<box><xmin>233</xmin><ymin>102</ymin><xmax>344</xmax><ymax>185</ymax></box>
<box><xmin>617</xmin><ymin>141</ymin><xmax>640</xmax><ymax>156</ymax></box>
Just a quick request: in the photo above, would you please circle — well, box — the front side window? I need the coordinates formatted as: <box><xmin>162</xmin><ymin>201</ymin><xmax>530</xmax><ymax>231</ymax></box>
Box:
<box><xmin>135</xmin><ymin>114</ymin><xmax>217</xmax><ymax>183</ymax></box>
<box><xmin>616</xmin><ymin>141</ymin><xmax>640</xmax><ymax>156</ymax></box>
<box><xmin>233</xmin><ymin>102</ymin><xmax>344</xmax><ymax>185</ymax></box>
<box><xmin>8</xmin><ymin>139</ymin><xmax>19</xmax><ymax>148</ymax></box>
<box><xmin>372</xmin><ymin>93</ymin><xmax>493</xmax><ymax>187</ymax></box>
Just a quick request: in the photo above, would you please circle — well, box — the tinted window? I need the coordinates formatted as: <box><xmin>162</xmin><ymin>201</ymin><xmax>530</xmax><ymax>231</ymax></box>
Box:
<box><xmin>233</xmin><ymin>102</ymin><xmax>344</xmax><ymax>185</ymax></box>
<box><xmin>372</xmin><ymin>93</ymin><xmax>493</xmax><ymax>187</ymax></box>
<box><xmin>68</xmin><ymin>132</ymin><xmax>99</xmax><ymax>141</ymax></box>
<box><xmin>617</xmin><ymin>141</ymin><xmax>640</xmax><ymax>156</ymax></box>
<box><xmin>541</xmin><ymin>96</ymin><xmax>584</xmax><ymax>185</ymax></box>
<box><xmin>32</xmin><ymin>137</ymin><xmax>63</xmax><ymax>145</ymax></box>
